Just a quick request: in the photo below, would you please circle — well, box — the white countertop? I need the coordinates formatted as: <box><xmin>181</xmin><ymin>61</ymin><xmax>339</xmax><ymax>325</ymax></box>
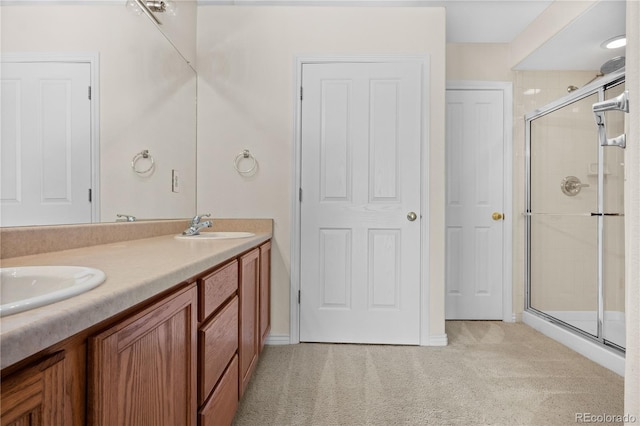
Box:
<box><xmin>0</xmin><ymin>231</ymin><xmax>271</xmax><ymax>370</ymax></box>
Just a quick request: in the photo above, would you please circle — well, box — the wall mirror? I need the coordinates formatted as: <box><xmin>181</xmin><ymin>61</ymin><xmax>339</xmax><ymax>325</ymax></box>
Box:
<box><xmin>1</xmin><ymin>1</ymin><xmax>197</xmax><ymax>227</ymax></box>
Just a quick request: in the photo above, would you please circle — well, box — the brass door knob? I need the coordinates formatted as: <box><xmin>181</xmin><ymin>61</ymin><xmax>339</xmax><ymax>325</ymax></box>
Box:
<box><xmin>492</xmin><ymin>212</ymin><xmax>504</xmax><ymax>221</ymax></box>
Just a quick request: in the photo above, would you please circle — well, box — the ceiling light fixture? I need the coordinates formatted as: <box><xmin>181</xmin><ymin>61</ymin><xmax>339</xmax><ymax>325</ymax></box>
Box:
<box><xmin>602</xmin><ymin>35</ymin><xmax>626</xmax><ymax>50</ymax></box>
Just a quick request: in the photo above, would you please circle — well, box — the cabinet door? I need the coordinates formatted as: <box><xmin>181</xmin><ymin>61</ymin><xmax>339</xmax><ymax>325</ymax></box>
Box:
<box><xmin>198</xmin><ymin>355</ymin><xmax>239</xmax><ymax>426</ymax></box>
<box><xmin>238</xmin><ymin>248</ymin><xmax>259</xmax><ymax>398</ymax></box>
<box><xmin>89</xmin><ymin>285</ymin><xmax>197</xmax><ymax>426</ymax></box>
<box><xmin>259</xmin><ymin>241</ymin><xmax>271</xmax><ymax>352</ymax></box>
<box><xmin>1</xmin><ymin>352</ymin><xmax>66</xmax><ymax>426</ymax></box>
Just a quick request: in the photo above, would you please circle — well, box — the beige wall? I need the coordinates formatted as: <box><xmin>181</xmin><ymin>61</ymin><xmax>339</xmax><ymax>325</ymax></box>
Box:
<box><xmin>446</xmin><ymin>43</ymin><xmax>511</xmax><ymax>81</ymax></box>
<box><xmin>196</xmin><ymin>6</ymin><xmax>447</xmax><ymax>340</ymax></box>
<box><xmin>1</xmin><ymin>5</ymin><xmax>197</xmax><ymax>223</ymax></box>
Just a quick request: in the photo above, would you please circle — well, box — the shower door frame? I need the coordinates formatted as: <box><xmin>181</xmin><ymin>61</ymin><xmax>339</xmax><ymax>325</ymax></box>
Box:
<box><xmin>524</xmin><ymin>69</ymin><xmax>625</xmax><ymax>352</ymax></box>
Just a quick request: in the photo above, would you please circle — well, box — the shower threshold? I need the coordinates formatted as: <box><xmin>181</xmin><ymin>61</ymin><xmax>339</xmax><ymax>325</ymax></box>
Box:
<box><xmin>523</xmin><ymin>310</ymin><xmax>625</xmax><ymax>376</ymax></box>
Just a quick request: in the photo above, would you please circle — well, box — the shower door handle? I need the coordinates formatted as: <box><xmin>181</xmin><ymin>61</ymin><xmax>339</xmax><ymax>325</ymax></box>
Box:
<box><xmin>593</xmin><ymin>90</ymin><xmax>629</xmax><ymax>149</ymax></box>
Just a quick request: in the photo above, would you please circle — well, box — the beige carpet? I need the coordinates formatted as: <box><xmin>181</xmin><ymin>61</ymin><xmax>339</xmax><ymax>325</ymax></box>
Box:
<box><xmin>233</xmin><ymin>321</ymin><xmax>625</xmax><ymax>426</ymax></box>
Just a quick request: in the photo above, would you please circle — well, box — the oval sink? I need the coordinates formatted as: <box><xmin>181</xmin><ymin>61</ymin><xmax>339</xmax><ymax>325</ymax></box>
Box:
<box><xmin>175</xmin><ymin>232</ymin><xmax>255</xmax><ymax>240</ymax></box>
<box><xmin>0</xmin><ymin>266</ymin><xmax>106</xmax><ymax>317</ymax></box>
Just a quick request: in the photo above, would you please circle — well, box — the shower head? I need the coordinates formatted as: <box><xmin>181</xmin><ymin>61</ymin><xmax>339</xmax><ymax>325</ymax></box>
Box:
<box><xmin>567</xmin><ymin>57</ymin><xmax>626</xmax><ymax>92</ymax></box>
<box><xmin>600</xmin><ymin>56</ymin><xmax>625</xmax><ymax>75</ymax></box>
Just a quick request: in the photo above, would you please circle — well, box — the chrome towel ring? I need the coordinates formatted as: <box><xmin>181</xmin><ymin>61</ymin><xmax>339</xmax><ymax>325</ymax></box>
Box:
<box><xmin>131</xmin><ymin>150</ymin><xmax>155</xmax><ymax>174</ymax></box>
<box><xmin>234</xmin><ymin>149</ymin><xmax>258</xmax><ymax>175</ymax></box>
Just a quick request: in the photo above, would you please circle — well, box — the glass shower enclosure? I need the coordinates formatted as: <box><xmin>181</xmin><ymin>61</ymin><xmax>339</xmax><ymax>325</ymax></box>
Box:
<box><xmin>525</xmin><ymin>71</ymin><xmax>626</xmax><ymax>351</ymax></box>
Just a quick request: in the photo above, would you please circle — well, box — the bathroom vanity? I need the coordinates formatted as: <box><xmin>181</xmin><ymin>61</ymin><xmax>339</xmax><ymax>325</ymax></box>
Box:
<box><xmin>0</xmin><ymin>219</ymin><xmax>272</xmax><ymax>426</ymax></box>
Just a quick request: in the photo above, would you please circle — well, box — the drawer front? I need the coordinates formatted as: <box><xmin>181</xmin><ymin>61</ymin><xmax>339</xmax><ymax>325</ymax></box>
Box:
<box><xmin>199</xmin><ymin>296</ymin><xmax>238</xmax><ymax>405</ymax></box>
<box><xmin>199</xmin><ymin>355</ymin><xmax>239</xmax><ymax>426</ymax></box>
<box><xmin>199</xmin><ymin>260</ymin><xmax>238</xmax><ymax>322</ymax></box>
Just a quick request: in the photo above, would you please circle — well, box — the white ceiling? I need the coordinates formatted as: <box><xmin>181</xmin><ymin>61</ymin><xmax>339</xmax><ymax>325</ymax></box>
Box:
<box><xmin>221</xmin><ymin>0</ymin><xmax>627</xmax><ymax>71</ymax></box>
<box><xmin>513</xmin><ymin>0</ymin><xmax>626</xmax><ymax>70</ymax></box>
<box><xmin>430</xmin><ymin>0</ymin><xmax>554</xmax><ymax>43</ymax></box>
<box><xmin>428</xmin><ymin>0</ymin><xmax>626</xmax><ymax>70</ymax></box>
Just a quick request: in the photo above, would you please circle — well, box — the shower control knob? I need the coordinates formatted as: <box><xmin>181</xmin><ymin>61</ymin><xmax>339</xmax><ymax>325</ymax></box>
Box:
<box><xmin>492</xmin><ymin>212</ymin><xmax>504</xmax><ymax>221</ymax></box>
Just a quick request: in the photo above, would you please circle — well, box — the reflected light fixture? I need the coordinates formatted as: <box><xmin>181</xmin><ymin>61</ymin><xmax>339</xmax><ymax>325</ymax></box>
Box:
<box><xmin>146</xmin><ymin>0</ymin><xmax>176</xmax><ymax>16</ymax></box>
<box><xmin>602</xmin><ymin>35</ymin><xmax>626</xmax><ymax>50</ymax></box>
<box><xmin>126</xmin><ymin>0</ymin><xmax>175</xmax><ymax>24</ymax></box>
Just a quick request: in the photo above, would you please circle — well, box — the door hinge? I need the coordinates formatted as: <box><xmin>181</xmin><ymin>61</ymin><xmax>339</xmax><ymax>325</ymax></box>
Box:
<box><xmin>88</xmin><ymin>188</ymin><xmax>92</xmax><ymax>202</ymax></box>
<box><xmin>300</xmin><ymin>87</ymin><xmax>303</xmax><ymax>101</ymax></box>
<box><xmin>299</xmin><ymin>188</ymin><xmax>303</xmax><ymax>202</ymax></box>
<box><xmin>298</xmin><ymin>290</ymin><xmax>301</xmax><ymax>304</ymax></box>
<box><xmin>88</xmin><ymin>86</ymin><xmax>92</xmax><ymax>100</ymax></box>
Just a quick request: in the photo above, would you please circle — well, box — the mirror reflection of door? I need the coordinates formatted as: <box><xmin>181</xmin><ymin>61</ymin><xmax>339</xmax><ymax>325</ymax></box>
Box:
<box><xmin>1</xmin><ymin>61</ymin><xmax>93</xmax><ymax>226</ymax></box>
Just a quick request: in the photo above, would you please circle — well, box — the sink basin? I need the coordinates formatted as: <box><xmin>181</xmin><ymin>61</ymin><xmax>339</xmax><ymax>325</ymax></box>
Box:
<box><xmin>175</xmin><ymin>232</ymin><xmax>255</xmax><ymax>240</ymax></box>
<box><xmin>0</xmin><ymin>266</ymin><xmax>106</xmax><ymax>317</ymax></box>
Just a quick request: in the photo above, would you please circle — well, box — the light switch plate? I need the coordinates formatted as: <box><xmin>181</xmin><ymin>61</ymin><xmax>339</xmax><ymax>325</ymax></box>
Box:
<box><xmin>172</xmin><ymin>169</ymin><xmax>180</xmax><ymax>193</ymax></box>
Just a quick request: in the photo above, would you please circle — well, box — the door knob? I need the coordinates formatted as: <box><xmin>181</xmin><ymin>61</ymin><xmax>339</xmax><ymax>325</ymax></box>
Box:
<box><xmin>492</xmin><ymin>212</ymin><xmax>504</xmax><ymax>221</ymax></box>
<box><xmin>407</xmin><ymin>212</ymin><xmax>417</xmax><ymax>221</ymax></box>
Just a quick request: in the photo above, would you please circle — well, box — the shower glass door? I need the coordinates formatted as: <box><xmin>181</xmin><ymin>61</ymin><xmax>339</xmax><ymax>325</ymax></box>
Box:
<box><xmin>526</xmin><ymin>75</ymin><xmax>626</xmax><ymax>350</ymax></box>
<box><xmin>529</xmin><ymin>93</ymin><xmax>599</xmax><ymax>337</ymax></box>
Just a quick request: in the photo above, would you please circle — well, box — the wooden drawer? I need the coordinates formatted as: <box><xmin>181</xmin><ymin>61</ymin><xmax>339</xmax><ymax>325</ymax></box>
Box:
<box><xmin>198</xmin><ymin>355</ymin><xmax>239</xmax><ymax>426</ymax></box>
<box><xmin>199</xmin><ymin>296</ymin><xmax>238</xmax><ymax>405</ymax></box>
<box><xmin>199</xmin><ymin>260</ymin><xmax>238</xmax><ymax>322</ymax></box>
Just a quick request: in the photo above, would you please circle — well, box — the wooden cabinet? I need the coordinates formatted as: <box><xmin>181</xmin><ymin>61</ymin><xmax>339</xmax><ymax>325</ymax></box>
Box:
<box><xmin>1</xmin><ymin>341</ymin><xmax>86</xmax><ymax>426</ymax></box>
<box><xmin>198</xmin><ymin>355</ymin><xmax>239</xmax><ymax>426</ymax></box>
<box><xmin>1</xmin><ymin>351</ymin><xmax>67</xmax><ymax>426</ymax></box>
<box><xmin>197</xmin><ymin>259</ymin><xmax>240</xmax><ymax>425</ymax></box>
<box><xmin>238</xmin><ymin>248</ymin><xmax>260</xmax><ymax>398</ymax></box>
<box><xmin>88</xmin><ymin>284</ymin><xmax>197</xmax><ymax>426</ymax></box>
<box><xmin>199</xmin><ymin>260</ymin><xmax>238</xmax><ymax>323</ymax></box>
<box><xmin>259</xmin><ymin>241</ymin><xmax>271</xmax><ymax>352</ymax></box>
<box><xmin>1</xmin><ymin>239</ymin><xmax>271</xmax><ymax>426</ymax></box>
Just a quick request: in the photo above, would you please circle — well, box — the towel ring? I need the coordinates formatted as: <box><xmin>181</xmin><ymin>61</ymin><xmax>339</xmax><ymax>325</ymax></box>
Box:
<box><xmin>234</xmin><ymin>149</ymin><xmax>257</xmax><ymax>175</ymax></box>
<box><xmin>131</xmin><ymin>150</ymin><xmax>155</xmax><ymax>174</ymax></box>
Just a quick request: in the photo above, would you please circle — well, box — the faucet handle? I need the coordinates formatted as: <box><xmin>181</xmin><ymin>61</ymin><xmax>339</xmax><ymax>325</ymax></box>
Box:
<box><xmin>117</xmin><ymin>214</ymin><xmax>136</xmax><ymax>222</ymax></box>
<box><xmin>191</xmin><ymin>213</ymin><xmax>212</xmax><ymax>225</ymax></box>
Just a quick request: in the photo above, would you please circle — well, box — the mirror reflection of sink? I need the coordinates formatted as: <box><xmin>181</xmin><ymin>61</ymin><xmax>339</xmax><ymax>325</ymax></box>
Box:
<box><xmin>0</xmin><ymin>266</ymin><xmax>106</xmax><ymax>317</ymax></box>
<box><xmin>175</xmin><ymin>232</ymin><xmax>255</xmax><ymax>240</ymax></box>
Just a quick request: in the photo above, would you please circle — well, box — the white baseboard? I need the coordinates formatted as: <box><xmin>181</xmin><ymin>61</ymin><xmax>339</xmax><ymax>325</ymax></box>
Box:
<box><xmin>265</xmin><ymin>334</ymin><xmax>291</xmax><ymax>345</ymax></box>
<box><xmin>427</xmin><ymin>334</ymin><xmax>448</xmax><ymax>346</ymax></box>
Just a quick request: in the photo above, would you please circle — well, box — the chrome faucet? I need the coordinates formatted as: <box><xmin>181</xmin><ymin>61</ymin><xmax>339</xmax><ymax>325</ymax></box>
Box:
<box><xmin>117</xmin><ymin>214</ymin><xmax>136</xmax><ymax>222</ymax></box>
<box><xmin>190</xmin><ymin>213</ymin><xmax>211</xmax><ymax>226</ymax></box>
<box><xmin>182</xmin><ymin>213</ymin><xmax>213</xmax><ymax>236</ymax></box>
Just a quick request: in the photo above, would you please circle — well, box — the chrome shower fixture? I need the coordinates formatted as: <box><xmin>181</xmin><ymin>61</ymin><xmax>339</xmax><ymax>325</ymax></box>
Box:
<box><xmin>561</xmin><ymin>176</ymin><xmax>589</xmax><ymax>197</ymax></box>
<box><xmin>146</xmin><ymin>0</ymin><xmax>168</xmax><ymax>12</ymax></box>
<box><xmin>593</xmin><ymin>90</ymin><xmax>630</xmax><ymax>149</ymax></box>
<box><xmin>128</xmin><ymin>0</ymin><xmax>174</xmax><ymax>24</ymax></box>
<box><xmin>600</xmin><ymin>56</ymin><xmax>625</xmax><ymax>75</ymax></box>
<box><xmin>567</xmin><ymin>57</ymin><xmax>625</xmax><ymax>93</ymax></box>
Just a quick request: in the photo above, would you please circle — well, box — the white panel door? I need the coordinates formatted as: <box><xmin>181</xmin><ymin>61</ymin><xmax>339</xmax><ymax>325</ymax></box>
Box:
<box><xmin>1</xmin><ymin>62</ymin><xmax>92</xmax><ymax>226</ymax></box>
<box><xmin>300</xmin><ymin>62</ymin><xmax>423</xmax><ymax>344</ymax></box>
<box><xmin>445</xmin><ymin>89</ymin><xmax>504</xmax><ymax>319</ymax></box>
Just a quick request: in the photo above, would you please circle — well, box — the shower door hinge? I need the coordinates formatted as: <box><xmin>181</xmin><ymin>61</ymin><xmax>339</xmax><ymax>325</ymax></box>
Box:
<box><xmin>88</xmin><ymin>86</ymin><xmax>92</xmax><ymax>100</ymax></box>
